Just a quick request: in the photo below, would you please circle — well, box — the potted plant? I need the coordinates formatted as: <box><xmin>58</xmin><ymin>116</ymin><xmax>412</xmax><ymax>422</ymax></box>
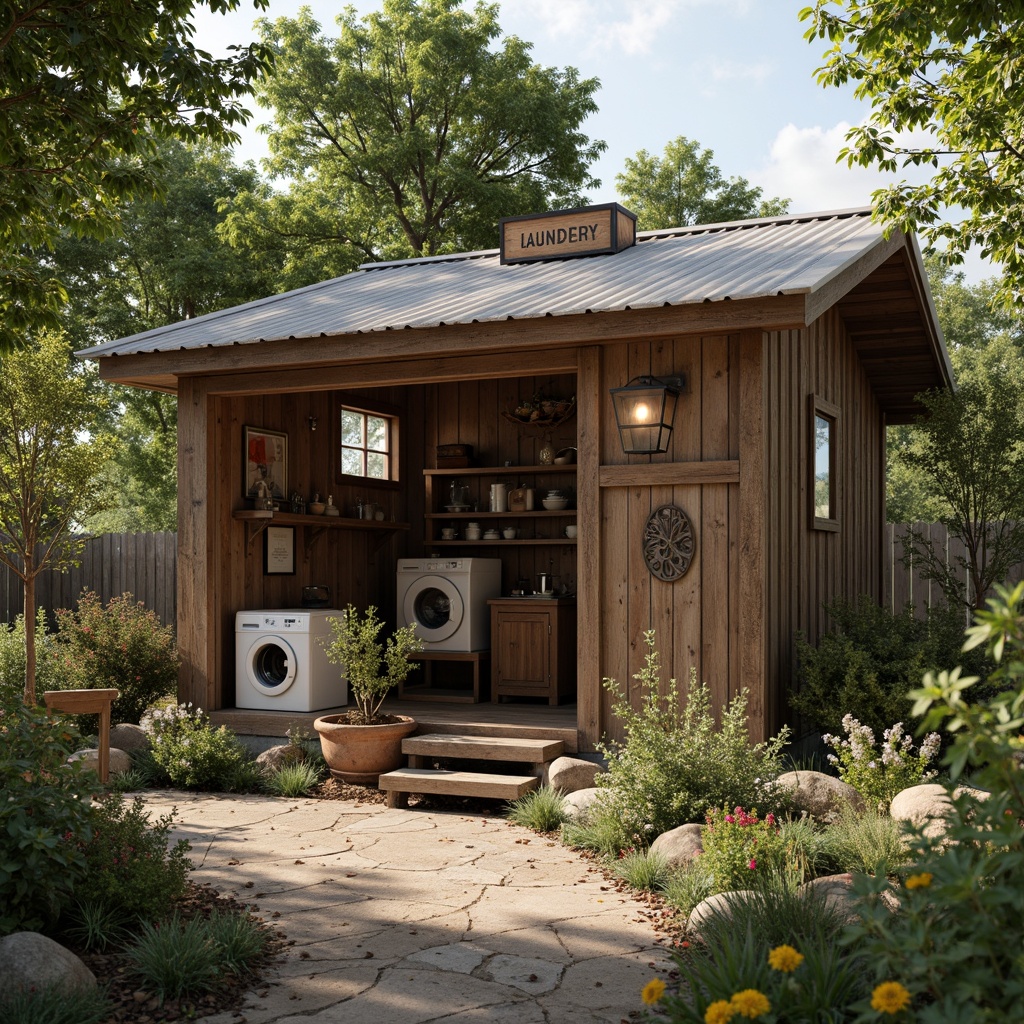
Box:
<box><xmin>313</xmin><ymin>604</ymin><xmax>423</xmax><ymax>784</ymax></box>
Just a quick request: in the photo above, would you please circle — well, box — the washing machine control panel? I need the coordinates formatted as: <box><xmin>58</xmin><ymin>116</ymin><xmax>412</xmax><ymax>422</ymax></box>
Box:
<box><xmin>258</xmin><ymin>614</ymin><xmax>302</xmax><ymax>630</ymax></box>
<box><xmin>425</xmin><ymin>560</ymin><xmax>463</xmax><ymax>572</ymax></box>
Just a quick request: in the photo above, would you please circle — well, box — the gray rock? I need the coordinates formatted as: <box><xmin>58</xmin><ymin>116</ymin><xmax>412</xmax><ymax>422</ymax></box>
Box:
<box><xmin>544</xmin><ymin>756</ymin><xmax>602</xmax><ymax>793</ymax></box>
<box><xmin>650</xmin><ymin>823</ymin><xmax>704</xmax><ymax>869</ymax></box>
<box><xmin>687</xmin><ymin>891</ymin><xmax>756</xmax><ymax>936</ymax></box>
<box><xmin>255</xmin><ymin>744</ymin><xmax>305</xmax><ymax>772</ymax></box>
<box><xmin>562</xmin><ymin>787</ymin><xmax>603</xmax><ymax>817</ymax></box>
<box><xmin>776</xmin><ymin>770</ymin><xmax>865</xmax><ymax>819</ymax></box>
<box><xmin>798</xmin><ymin>873</ymin><xmax>860</xmax><ymax>922</ymax></box>
<box><xmin>0</xmin><ymin>933</ymin><xmax>97</xmax><ymax>996</ymax></box>
<box><xmin>890</xmin><ymin>784</ymin><xmax>955</xmax><ymax>837</ymax></box>
<box><xmin>109</xmin><ymin>723</ymin><xmax>150</xmax><ymax>752</ymax></box>
<box><xmin>68</xmin><ymin>747</ymin><xmax>132</xmax><ymax>777</ymax></box>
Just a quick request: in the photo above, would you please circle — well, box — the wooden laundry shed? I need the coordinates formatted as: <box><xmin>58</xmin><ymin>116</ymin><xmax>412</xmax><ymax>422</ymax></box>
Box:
<box><xmin>82</xmin><ymin>207</ymin><xmax>952</xmax><ymax>749</ymax></box>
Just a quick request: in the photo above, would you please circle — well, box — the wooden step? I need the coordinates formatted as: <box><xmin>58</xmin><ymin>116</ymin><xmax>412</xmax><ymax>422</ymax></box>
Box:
<box><xmin>379</xmin><ymin>768</ymin><xmax>539</xmax><ymax>808</ymax></box>
<box><xmin>403</xmin><ymin>733</ymin><xmax>564</xmax><ymax>764</ymax></box>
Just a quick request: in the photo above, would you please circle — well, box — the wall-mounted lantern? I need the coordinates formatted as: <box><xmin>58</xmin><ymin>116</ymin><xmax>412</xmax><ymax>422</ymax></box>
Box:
<box><xmin>609</xmin><ymin>375</ymin><xmax>686</xmax><ymax>455</ymax></box>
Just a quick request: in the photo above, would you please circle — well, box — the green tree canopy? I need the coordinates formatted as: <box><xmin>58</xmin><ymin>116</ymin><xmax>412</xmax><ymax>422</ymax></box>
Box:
<box><xmin>802</xmin><ymin>1</ymin><xmax>1024</xmax><ymax>309</ymax></box>
<box><xmin>615</xmin><ymin>136</ymin><xmax>789</xmax><ymax>231</ymax></box>
<box><xmin>222</xmin><ymin>0</ymin><xmax>605</xmax><ymax>273</ymax></box>
<box><xmin>0</xmin><ymin>334</ymin><xmax>112</xmax><ymax>702</ymax></box>
<box><xmin>0</xmin><ymin>0</ymin><xmax>272</xmax><ymax>350</ymax></box>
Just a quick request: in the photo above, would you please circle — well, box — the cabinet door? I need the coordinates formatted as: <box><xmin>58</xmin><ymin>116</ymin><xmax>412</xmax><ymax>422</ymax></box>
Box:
<box><xmin>495</xmin><ymin>611</ymin><xmax>550</xmax><ymax>694</ymax></box>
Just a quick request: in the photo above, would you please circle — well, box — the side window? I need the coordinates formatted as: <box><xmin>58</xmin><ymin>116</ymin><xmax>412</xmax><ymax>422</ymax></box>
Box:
<box><xmin>810</xmin><ymin>395</ymin><xmax>839</xmax><ymax>531</ymax></box>
<box><xmin>338</xmin><ymin>404</ymin><xmax>395</xmax><ymax>481</ymax></box>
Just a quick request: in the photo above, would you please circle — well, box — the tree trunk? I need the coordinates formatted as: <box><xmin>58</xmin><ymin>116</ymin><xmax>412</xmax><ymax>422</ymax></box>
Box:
<box><xmin>23</xmin><ymin>570</ymin><xmax>36</xmax><ymax>705</ymax></box>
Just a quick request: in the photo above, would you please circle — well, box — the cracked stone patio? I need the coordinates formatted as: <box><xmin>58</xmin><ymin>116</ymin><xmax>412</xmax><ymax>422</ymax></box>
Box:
<box><xmin>138</xmin><ymin>791</ymin><xmax>675</xmax><ymax>1024</ymax></box>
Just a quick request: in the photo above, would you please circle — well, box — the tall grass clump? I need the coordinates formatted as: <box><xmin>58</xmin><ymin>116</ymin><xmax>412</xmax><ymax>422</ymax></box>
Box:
<box><xmin>611</xmin><ymin>849</ymin><xmax>669</xmax><ymax>891</ymax></box>
<box><xmin>507</xmin><ymin>786</ymin><xmax>569</xmax><ymax>832</ymax></box>
<box><xmin>823</xmin><ymin>804</ymin><xmax>910</xmax><ymax>875</ymax></box>
<box><xmin>265</xmin><ymin>760</ymin><xmax>322</xmax><ymax>798</ymax></box>
<box><xmin>578</xmin><ymin>631</ymin><xmax>789</xmax><ymax>854</ymax></box>
<box><xmin>0</xmin><ymin>985</ymin><xmax>110</xmax><ymax>1024</ymax></box>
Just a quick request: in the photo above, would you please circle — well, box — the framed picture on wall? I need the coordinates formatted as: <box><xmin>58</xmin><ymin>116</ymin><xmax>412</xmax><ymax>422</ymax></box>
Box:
<box><xmin>244</xmin><ymin>425</ymin><xmax>288</xmax><ymax>501</ymax></box>
<box><xmin>264</xmin><ymin>526</ymin><xmax>295</xmax><ymax>576</ymax></box>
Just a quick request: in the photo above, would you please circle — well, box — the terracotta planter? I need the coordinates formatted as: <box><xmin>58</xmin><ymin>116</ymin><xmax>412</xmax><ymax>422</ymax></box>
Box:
<box><xmin>313</xmin><ymin>713</ymin><xmax>417</xmax><ymax>785</ymax></box>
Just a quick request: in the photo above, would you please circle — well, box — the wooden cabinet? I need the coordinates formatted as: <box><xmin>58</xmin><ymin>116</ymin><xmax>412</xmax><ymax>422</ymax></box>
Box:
<box><xmin>489</xmin><ymin>598</ymin><xmax>576</xmax><ymax>705</ymax></box>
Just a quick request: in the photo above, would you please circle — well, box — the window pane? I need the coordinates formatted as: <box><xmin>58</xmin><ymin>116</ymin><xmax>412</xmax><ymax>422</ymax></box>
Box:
<box><xmin>341</xmin><ymin>447</ymin><xmax>363</xmax><ymax>476</ymax></box>
<box><xmin>814</xmin><ymin>414</ymin><xmax>832</xmax><ymax>519</ymax></box>
<box><xmin>366</xmin><ymin>452</ymin><xmax>387</xmax><ymax>479</ymax></box>
<box><xmin>366</xmin><ymin>416</ymin><xmax>388</xmax><ymax>452</ymax></box>
<box><xmin>341</xmin><ymin>410</ymin><xmax>364</xmax><ymax>447</ymax></box>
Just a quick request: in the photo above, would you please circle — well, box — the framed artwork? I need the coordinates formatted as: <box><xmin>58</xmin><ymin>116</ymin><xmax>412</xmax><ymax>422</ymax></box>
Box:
<box><xmin>244</xmin><ymin>426</ymin><xmax>288</xmax><ymax>501</ymax></box>
<box><xmin>263</xmin><ymin>526</ymin><xmax>295</xmax><ymax>576</ymax></box>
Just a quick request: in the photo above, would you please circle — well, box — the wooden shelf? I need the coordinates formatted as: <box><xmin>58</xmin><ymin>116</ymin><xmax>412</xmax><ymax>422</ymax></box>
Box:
<box><xmin>233</xmin><ymin>509</ymin><xmax>410</xmax><ymax>556</ymax></box>
<box><xmin>425</xmin><ymin>510</ymin><xmax>575</xmax><ymax>520</ymax></box>
<box><xmin>429</xmin><ymin>539</ymin><xmax>576</xmax><ymax>547</ymax></box>
<box><xmin>424</xmin><ymin>464</ymin><xmax>577</xmax><ymax>476</ymax></box>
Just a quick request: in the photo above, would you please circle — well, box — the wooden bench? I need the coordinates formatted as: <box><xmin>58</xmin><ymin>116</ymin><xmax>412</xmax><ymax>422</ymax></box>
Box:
<box><xmin>400</xmin><ymin>650</ymin><xmax>490</xmax><ymax>703</ymax></box>
<box><xmin>43</xmin><ymin>689</ymin><xmax>120</xmax><ymax>782</ymax></box>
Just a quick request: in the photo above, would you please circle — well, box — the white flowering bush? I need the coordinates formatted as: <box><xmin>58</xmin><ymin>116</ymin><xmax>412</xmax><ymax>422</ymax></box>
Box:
<box><xmin>823</xmin><ymin>714</ymin><xmax>940</xmax><ymax>808</ymax></box>
<box><xmin>141</xmin><ymin>703</ymin><xmax>250</xmax><ymax>790</ymax></box>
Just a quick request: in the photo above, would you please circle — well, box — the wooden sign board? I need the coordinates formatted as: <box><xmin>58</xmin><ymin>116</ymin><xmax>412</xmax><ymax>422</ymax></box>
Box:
<box><xmin>499</xmin><ymin>203</ymin><xmax>637</xmax><ymax>265</ymax></box>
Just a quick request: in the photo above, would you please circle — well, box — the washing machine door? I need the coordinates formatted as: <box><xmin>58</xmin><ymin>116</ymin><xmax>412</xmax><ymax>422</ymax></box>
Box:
<box><xmin>243</xmin><ymin>633</ymin><xmax>298</xmax><ymax>696</ymax></box>
<box><xmin>403</xmin><ymin>575</ymin><xmax>464</xmax><ymax>644</ymax></box>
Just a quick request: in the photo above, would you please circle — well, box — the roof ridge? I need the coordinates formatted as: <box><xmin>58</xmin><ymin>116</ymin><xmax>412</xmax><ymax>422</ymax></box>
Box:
<box><xmin>636</xmin><ymin>206</ymin><xmax>874</xmax><ymax>241</ymax></box>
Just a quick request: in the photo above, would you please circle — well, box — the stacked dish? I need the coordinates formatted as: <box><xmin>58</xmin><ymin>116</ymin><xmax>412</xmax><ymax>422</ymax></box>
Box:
<box><xmin>542</xmin><ymin>489</ymin><xmax>569</xmax><ymax>511</ymax></box>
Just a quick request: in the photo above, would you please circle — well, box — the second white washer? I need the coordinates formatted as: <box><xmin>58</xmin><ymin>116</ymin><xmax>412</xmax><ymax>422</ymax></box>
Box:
<box><xmin>396</xmin><ymin>558</ymin><xmax>502</xmax><ymax>652</ymax></box>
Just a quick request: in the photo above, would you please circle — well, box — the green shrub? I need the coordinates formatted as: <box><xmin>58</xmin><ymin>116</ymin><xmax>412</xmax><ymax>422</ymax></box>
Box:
<box><xmin>595</xmin><ymin>631</ymin><xmax>789</xmax><ymax>853</ymax></box>
<box><xmin>790</xmin><ymin>596</ymin><xmax>987</xmax><ymax>738</ymax></box>
<box><xmin>0</xmin><ymin>698</ymin><xmax>100</xmax><ymax>935</ymax></box>
<box><xmin>823</xmin><ymin>715</ymin><xmax>941</xmax><ymax>807</ymax></box>
<box><xmin>0</xmin><ymin>610</ymin><xmax>64</xmax><ymax>702</ymax></box>
<box><xmin>63</xmin><ymin>795</ymin><xmax>191</xmax><ymax>925</ymax></box>
<box><xmin>699</xmin><ymin>807</ymin><xmax>788</xmax><ymax>891</ymax></box>
<box><xmin>840</xmin><ymin>581</ymin><xmax>1024</xmax><ymax>1020</ymax></box>
<box><xmin>141</xmin><ymin>702</ymin><xmax>251</xmax><ymax>790</ymax></box>
<box><xmin>203</xmin><ymin>908</ymin><xmax>270</xmax><ymax>978</ymax></box>
<box><xmin>265</xmin><ymin>760</ymin><xmax>323</xmax><ymax>797</ymax></box>
<box><xmin>822</xmin><ymin>804</ymin><xmax>910</xmax><ymax>876</ymax></box>
<box><xmin>661</xmin><ymin>859</ymin><xmax>715</xmax><ymax>919</ymax></box>
<box><xmin>507</xmin><ymin>786</ymin><xmax>569</xmax><ymax>832</ymax></box>
<box><xmin>0</xmin><ymin>984</ymin><xmax>110</xmax><ymax>1024</ymax></box>
<box><xmin>611</xmin><ymin>849</ymin><xmax>669</xmax><ymax>892</ymax></box>
<box><xmin>52</xmin><ymin>591</ymin><xmax>177</xmax><ymax>724</ymax></box>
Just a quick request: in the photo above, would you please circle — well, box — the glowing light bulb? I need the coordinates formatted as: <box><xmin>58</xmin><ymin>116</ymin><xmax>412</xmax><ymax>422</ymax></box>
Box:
<box><xmin>634</xmin><ymin>401</ymin><xmax>651</xmax><ymax>422</ymax></box>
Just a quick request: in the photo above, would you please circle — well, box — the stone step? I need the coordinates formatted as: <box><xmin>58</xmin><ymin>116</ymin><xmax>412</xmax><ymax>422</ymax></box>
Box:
<box><xmin>403</xmin><ymin>733</ymin><xmax>564</xmax><ymax>764</ymax></box>
<box><xmin>379</xmin><ymin>767</ymin><xmax>539</xmax><ymax>808</ymax></box>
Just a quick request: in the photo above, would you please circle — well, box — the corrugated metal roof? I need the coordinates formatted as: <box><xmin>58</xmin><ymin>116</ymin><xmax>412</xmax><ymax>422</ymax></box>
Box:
<box><xmin>80</xmin><ymin>208</ymin><xmax>885</xmax><ymax>359</ymax></box>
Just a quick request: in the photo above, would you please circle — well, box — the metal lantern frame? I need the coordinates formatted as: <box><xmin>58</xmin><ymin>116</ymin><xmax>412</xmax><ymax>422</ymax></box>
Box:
<box><xmin>609</xmin><ymin>375</ymin><xmax>686</xmax><ymax>455</ymax></box>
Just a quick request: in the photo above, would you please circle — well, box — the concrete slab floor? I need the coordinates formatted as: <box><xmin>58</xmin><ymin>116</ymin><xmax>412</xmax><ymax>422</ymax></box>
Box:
<box><xmin>138</xmin><ymin>792</ymin><xmax>675</xmax><ymax>1024</ymax></box>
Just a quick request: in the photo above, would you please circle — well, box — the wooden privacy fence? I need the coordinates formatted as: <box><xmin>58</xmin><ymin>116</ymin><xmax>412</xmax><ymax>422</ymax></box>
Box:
<box><xmin>885</xmin><ymin>522</ymin><xmax>1024</xmax><ymax>618</ymax></box>
<box><xmin>0</xmin><ymin>532</ymin><xmax>176</xmax><ymax>628</ymax></box>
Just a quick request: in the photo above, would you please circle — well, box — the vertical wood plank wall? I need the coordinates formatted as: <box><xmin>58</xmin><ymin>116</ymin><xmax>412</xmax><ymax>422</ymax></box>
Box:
<box><xmin>764</xmin><ymin>309</ymin><xmax>885</xmax><ymax>736</ymax></box>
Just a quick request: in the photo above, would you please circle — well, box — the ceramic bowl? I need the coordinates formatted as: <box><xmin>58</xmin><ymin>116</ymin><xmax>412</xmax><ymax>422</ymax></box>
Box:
<box><xmin>308</xmin><ymin>502</ymin><xmax>326</xmax><ymax>515</ymax></box>
<box><xmin>542</xmin><ymin>497</ymin><xmax>569</xmax><ymax>511</ymax></box>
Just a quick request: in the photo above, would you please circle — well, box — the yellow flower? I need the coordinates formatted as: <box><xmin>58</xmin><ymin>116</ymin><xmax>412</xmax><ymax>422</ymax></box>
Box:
<box><xmin>767</xmin><ymin>943</ymin><xmax>804</xmax><ymax>973</ymax></box>
<box><xmin>871</xmin><ymin>981</ymin><xmax>912</xmax><ymax>1015</ymax></box>
<box><xmin>730</xmin><ymin>988</ymin><xmax>771</xmax><ymax>1018</ymax></box>
<box><xmin>641</xmin><ymin>978</ymin><xmax>666</xmax><ymax>1005</ymax></box>
<box><xmin>905</xmin><ymin>872</ymin><xmax>933</xmax><ymax>890</ymax></box>
<box><xmin>705</xmin><ymin>999</ymin><xmax>738</xmax><ymax>1024</ymax></box>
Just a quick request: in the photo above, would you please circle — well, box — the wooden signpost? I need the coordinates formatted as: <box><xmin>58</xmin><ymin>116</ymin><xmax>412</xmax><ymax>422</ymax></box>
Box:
<box><xmin>499</xmin><ymin>203</ymin><xmax>637</xmax><ymax>265</ymax></box>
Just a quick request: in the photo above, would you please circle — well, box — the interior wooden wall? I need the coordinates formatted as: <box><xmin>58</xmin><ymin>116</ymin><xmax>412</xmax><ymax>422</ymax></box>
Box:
<box><xmin>594</xmin><ymin>334</ymin><xmax>743</xmax><ymax>746</ymax></box>
<box><xmin>764</xmin><ymin>308</ymin><xmax>885</xmax><ymax>737</ymax></box>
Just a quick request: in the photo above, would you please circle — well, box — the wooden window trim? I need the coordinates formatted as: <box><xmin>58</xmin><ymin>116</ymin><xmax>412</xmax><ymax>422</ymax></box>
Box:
<box><xmin>809</xmin><ymin>394</ymin><xmax>840</xmax><ymax>532</ymax></box>
<box><xmin>333</xmin><ymin>394</ymin><xmax>401</xmax><ymax>489</ymax></box>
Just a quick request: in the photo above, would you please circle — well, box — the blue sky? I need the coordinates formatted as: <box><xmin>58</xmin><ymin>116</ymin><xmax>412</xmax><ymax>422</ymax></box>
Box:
<box><xmin>193</xmin><ymin>0</ymin><xmax>990</xmax><ymax>280</ymax></box>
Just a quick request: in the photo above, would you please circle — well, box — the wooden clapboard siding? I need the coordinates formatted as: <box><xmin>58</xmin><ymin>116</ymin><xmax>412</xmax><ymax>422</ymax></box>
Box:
<box><xmin>765</xmin><ymin>308</ymin><xmax>885</xmax><ymax>737</ymax></box>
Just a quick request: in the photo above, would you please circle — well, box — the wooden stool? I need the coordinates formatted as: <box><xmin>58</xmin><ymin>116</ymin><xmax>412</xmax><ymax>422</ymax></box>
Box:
<box><xmin>43</xmin><ymin>689</ymin><xmax>120</xmax><ymax>782</ymax></box>
<box><xmin>400</xmin><ymin>650</ymin><xmax>490</xmax><ymax>702</ymax></box>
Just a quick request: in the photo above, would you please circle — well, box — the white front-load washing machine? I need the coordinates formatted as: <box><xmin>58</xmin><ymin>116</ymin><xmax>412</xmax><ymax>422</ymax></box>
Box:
<box><xmin>397</xmin><ymin>558</ymin><xmax>502</xmax><ymax>652</ymax></box>
<box><xmin>235</xmin><ymin>609</ymin><xmax>348</xmax><ymax>712</ymax></box>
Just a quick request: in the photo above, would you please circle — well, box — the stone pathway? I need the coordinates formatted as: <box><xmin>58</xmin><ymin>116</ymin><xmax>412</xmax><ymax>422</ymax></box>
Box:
<box><xmin>140</xmin><ymin>792</ymin><xmax>674</xmax><ymax>1024</ymax></box>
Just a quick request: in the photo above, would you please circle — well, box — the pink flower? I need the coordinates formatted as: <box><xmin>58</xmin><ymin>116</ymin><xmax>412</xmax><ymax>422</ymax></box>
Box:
<box><xmin>748</xmin><ymin>859</ymin><xmax>757</xmax><ymax>870</ymax></box>
<box><xmin>765</xmin><ymin>813</ymin><xmax>776</xmax><ymax>826</ymax></box>
<box><xmin>725</xmin><ymin>814</ymin><xmax>735</xmax><ymax>823</ymax></box>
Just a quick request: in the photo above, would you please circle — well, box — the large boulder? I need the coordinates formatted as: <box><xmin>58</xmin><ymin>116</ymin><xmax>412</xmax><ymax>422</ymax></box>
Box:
<box><xmin>650</xmin><ymin>823</ymin><xmax>704</xmax><ymax>870</ymax></box>
<box><xmin>798</xmin><ymin>873</ymin><xmax>860</xmax><ymax>922</ymax></box>
<box><xmin>562</xmin><ymin>787</ymin><xmax>603</xmax><ymax>818</ymax></box>
<box><xmin>776</xmin><ymin>770</ymin><xmax>865</xmax><ymax>820</ymax></box>
<box><xmin>255</xmin><ymin>744</ymin><xmax>305</xmax><ymax>772</ymax></box>
<box><xmin>109</xmin><ymin>723</ymin><xmax>150</xmax><ymax>752</ymax></box>
<box><xmin>68</xmin><ymin>747</ymin><xmax>132</xmax><ymax>777</ymax></box>
<box><xmin>0</xmin><ymin>933</ymin><xmax>97</xmax><ymax>996</ymax></box>
<box><xmin>543</xmin><ymin>756</ymin><xmax>602</xmax><ymax>794</ymax></box>
<box><xmin>890</xmin><ymin>783</ymin><xmax>955</xmax><ymax>837</ymax></box>
<box><xmin>688</xmin><ymin>891</ymin><xmax>756</xmax><ymax>937</ymax></box>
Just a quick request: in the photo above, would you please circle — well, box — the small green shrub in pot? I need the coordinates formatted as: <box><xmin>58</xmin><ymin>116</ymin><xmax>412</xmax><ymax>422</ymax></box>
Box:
<box><xmin>53</xmin><ymin>590</ymin><xmax>178</xmax><ymax>724</ymax></box>
<box><xmin>321</xmin><ymin>604</ymin><xmax>422</xmax><ymax>724</ymax></box>
<box><xmin>592</xmin><ymin>631</ymin><xmax>789</xmax><ymax>853</ymax></box>
<box><xmin>0</xmin><ymin>697</ymin><xmax>100</xmax><ymax>934</ymax></box>
<box><xmin>141</xmin><ymin>702</ymin><xmax>250</xmax><ymax>790</ymax></box>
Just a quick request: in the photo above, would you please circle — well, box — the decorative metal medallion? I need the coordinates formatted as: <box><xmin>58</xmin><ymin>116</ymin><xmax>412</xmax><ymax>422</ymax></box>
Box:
<box><xmin>643</xmin><ymin>504</ymin><xmax>696</xmax><ymax>582</ymax></box>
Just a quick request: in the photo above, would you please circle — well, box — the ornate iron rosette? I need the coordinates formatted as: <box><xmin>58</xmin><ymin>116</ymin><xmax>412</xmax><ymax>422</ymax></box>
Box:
<box><xmin>642</xmin><ymin>504</ymin><xmax>696</xmax><ymax>581</ymax></box>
